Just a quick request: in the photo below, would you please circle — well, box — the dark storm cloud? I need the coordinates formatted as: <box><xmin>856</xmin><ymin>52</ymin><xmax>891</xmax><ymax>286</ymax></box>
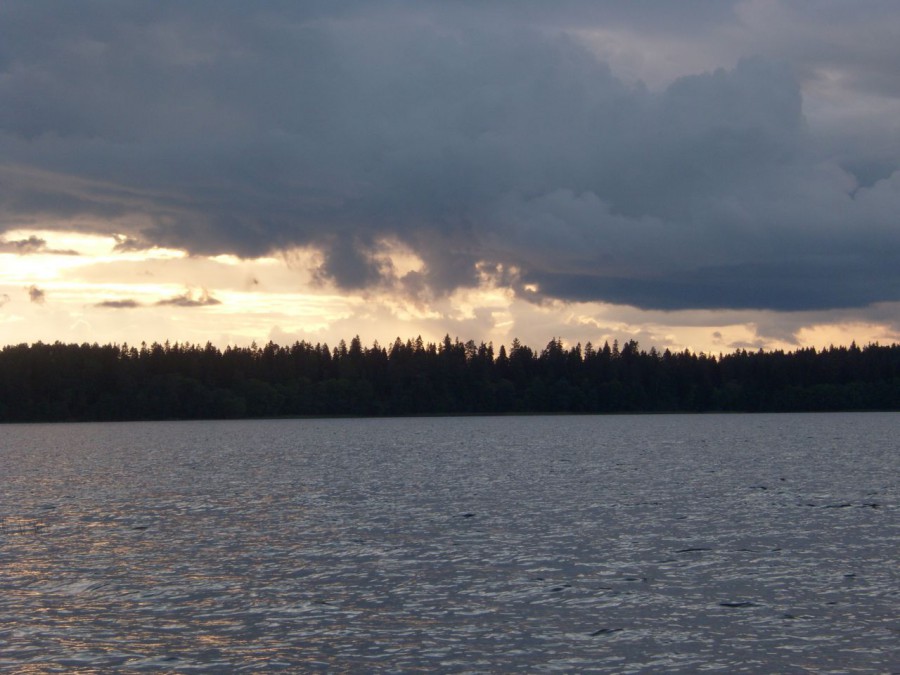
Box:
<box><xmin>312</xmin><ymin>236</ymin><xmax>383</xmax><ymax>290</ymax></box>
<box><xmin>0</xmin><ymin>2</ymin><xmax>898</xmax><ymax>311</ymax></box>
<box><xmin>524</xmin><ymin>256</ymin><xmax>900</xmax><ymax>312</ymax></box>
<box><xmin>731</xmin><ymin>1</ymin><xmax>900</xmax><ymax>98</ymax></box>
<box><xmin>156</xmin><ymin>289</ymin><xmax>221</xmax><ymax>308</ymax></box>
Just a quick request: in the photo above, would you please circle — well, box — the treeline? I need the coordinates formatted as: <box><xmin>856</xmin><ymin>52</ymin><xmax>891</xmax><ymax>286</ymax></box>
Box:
<box><xmin>0</xmin><ymin>337</ymin><xmax>898</xmax><ymax>422</ymax></box>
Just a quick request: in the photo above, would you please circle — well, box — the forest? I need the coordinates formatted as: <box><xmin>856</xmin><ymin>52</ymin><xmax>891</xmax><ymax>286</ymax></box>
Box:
<box><xmin>0</xmin><ymin>337</ymin><xmax>898</xmax><ymax>422</ymax></box>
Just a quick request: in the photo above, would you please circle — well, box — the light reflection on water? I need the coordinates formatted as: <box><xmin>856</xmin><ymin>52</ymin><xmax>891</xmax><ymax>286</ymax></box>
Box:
<box><xmin>0</xmin><ymin>413</ymin><xmax>897</xmax><ymax>672</ymax></box>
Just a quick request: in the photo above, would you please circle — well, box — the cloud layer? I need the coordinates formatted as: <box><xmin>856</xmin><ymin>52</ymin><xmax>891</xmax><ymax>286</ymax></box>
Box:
<box><xmin>0</xmin><ymin>1</ymin><xmax>898</xmax><ymax>311</ymax></box>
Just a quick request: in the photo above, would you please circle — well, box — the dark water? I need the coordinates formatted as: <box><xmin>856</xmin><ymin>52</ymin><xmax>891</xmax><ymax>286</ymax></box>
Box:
<box><xmin>1</xmin><ymin>413</ymin><xmax>897</xmax><ymax>672</ymax></box>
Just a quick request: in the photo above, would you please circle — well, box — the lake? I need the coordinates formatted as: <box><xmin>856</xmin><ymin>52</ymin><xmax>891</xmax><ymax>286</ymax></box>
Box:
<box><xmin>1</xmin><ymin>413</ymin><xmax>897</xmax><ymax>672</ymax></box>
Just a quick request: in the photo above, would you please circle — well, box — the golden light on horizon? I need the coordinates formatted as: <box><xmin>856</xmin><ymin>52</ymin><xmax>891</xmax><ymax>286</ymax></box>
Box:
<box><xmin>0</xmin><ymin>228</ymin><xmax>896</xmax><ymax>355</ymax></box>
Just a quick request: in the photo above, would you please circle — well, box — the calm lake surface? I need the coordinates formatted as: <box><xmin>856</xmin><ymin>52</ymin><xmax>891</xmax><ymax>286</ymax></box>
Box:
<box><xmin>1</xmin><ymin>413</ymin><xmax>897</xmax><ymax>672</ymax></box>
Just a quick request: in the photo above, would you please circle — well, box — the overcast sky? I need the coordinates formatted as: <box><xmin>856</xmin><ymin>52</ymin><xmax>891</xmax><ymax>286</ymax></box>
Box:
<box><xmin>1</xmin><ymin>1</ymin><xmax>898</xmax><ymax>352</ymax></box>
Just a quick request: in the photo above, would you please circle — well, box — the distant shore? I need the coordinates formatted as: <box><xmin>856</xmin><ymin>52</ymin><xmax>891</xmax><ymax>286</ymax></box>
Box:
<box><xmin>1</xmin><ymin>338</ymin><xmax>897</xmax><ymax>423</ymax></box>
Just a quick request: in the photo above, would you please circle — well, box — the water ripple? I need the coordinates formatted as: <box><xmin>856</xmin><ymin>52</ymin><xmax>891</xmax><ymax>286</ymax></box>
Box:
<box><xmin>0</xmin><ymin>413</ymin><xmax>897</xmax><ymax>672</ymax></box>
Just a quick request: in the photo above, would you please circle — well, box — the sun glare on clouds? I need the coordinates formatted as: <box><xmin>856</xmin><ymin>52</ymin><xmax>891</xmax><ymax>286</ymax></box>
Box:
<box><xmin>1</xmin><ymin>226</ymin><xmax>897</xmax><ymax>355</ymax></box>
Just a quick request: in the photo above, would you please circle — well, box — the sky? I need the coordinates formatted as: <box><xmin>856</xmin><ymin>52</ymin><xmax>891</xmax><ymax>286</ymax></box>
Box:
<box><xmin>1</xmin><ymin>0</ymin><xmax>899</xmax><ymax>354</ymax></box>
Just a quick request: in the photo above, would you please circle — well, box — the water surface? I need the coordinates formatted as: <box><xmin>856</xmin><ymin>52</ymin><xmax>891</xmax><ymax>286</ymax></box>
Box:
<box><xmin>1</xmin><ymin>414</ymin><xmax>897</xmax><ymax>672</ymax></box>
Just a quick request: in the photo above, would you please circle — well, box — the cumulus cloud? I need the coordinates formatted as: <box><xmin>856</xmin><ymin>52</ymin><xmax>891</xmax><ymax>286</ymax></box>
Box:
<box><xmin>27</xmin><ymin>285</ymin><xmax>45</xmax><ymax>304</ymax></box>
<box><xmin>0</xmin><ymin>2</ymin><xmax>897</xmax><ymax>312</ymax></box>
<box><xmin>156</xmin><ymin>289</ymin><xmax>221</xmax><ymax>308</ymax></box>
